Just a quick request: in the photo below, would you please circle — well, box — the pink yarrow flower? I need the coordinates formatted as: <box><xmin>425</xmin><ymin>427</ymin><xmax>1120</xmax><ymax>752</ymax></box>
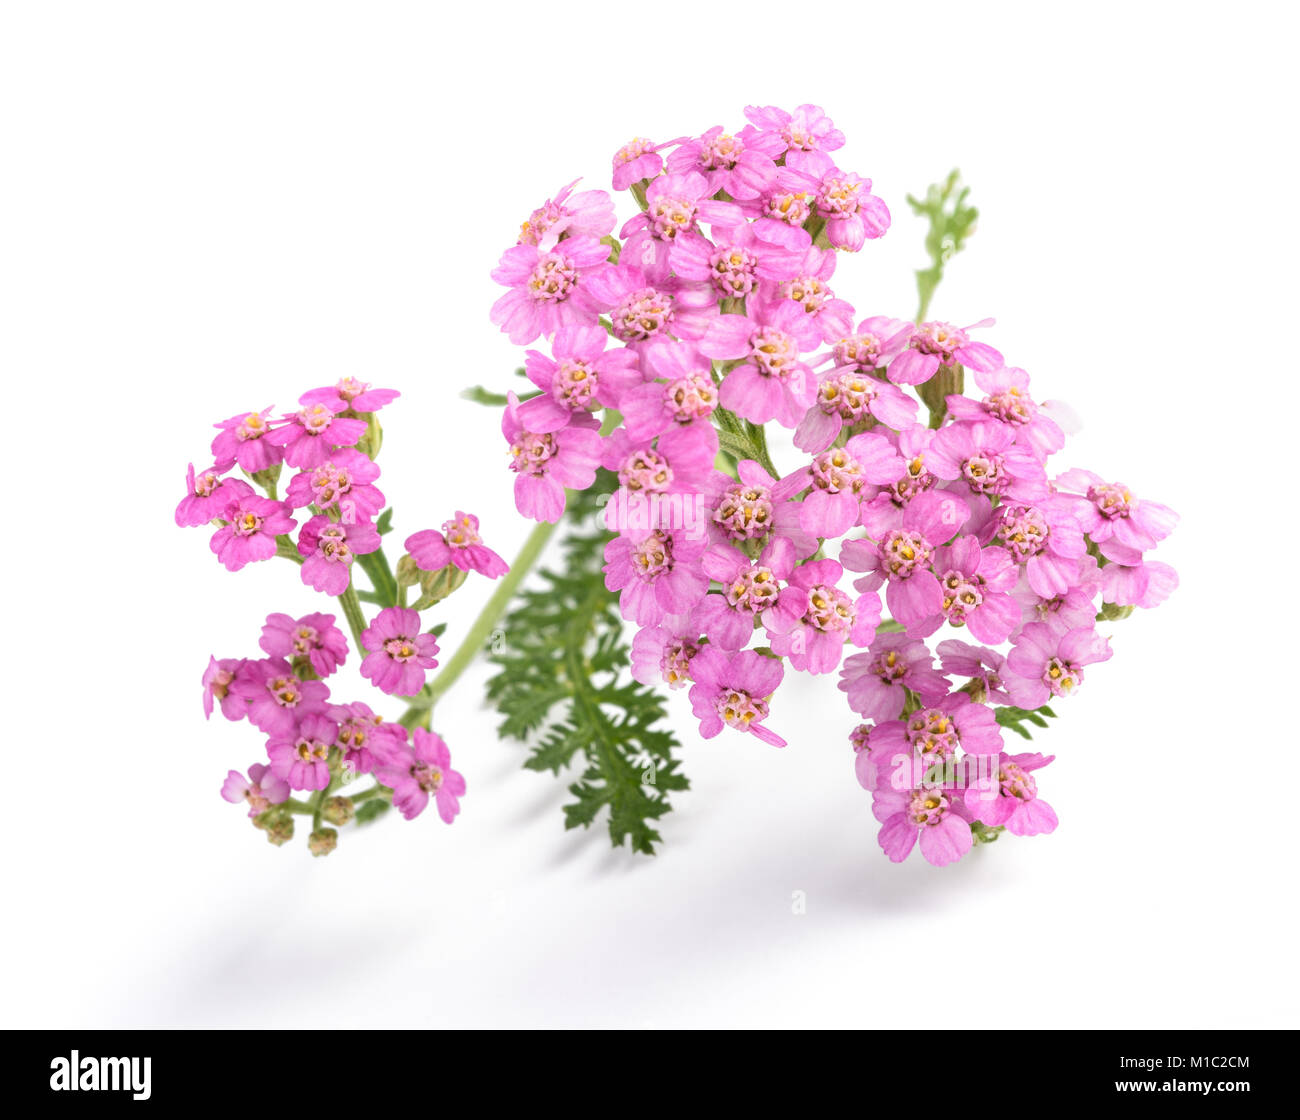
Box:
<box><xmin>937</xmin><ymin>639</ymin><xmax>1011</xmax><ymax>704</ymax></box>
<box><xmin>989</xmin><ymin>496</ymin><xmax>1088</xmax><ymax>599</ymax></box>
<box><xmin>887</xmin><ymin>319</ymin><xmax>1003</xmax><ymax>386</ymax></box>
<box><xmin>781</xmin><ymin>150</ymin><xmax>890</xmax><ymax>251</ymax></box>
<box><xmin>946</xmin><ymin>366</ymin><xmax>1065</xmax><ymax>460</ymax></box>
<box><xmin>259</xmin><ymin>612</ymin><xmax>349</xmax><ymax>678</ymax></box>
<box><xmin>778</xmin><ymin>432</ymin><xmax>905</xmax><ymax>539</ymax></box>
<box><xmin>374</xmin><ymin>727</ymin><xmax>465</xmax><ymax>823</ymax></box>
<box><xmin>701</xmin><ymin>300</ymin><xmax>822</xmax><ymax>427</ymax></box>
<box><xmin>209</xmin><ymin>485</ymin><xmax>296</xmax><ymax>572</ymax></box>
<box><xmin>1096</xmin><ymin>552</ymin><xmax>1180</xmax><ymax>610</ymax></box>
<box><xmin>516</xmin><ymin>325</ymin><xmax>641</xmax><ymax>433</ymax></box>
<box><xmin>611</xmin><ymin>136</ymin><xmax>681</xmax><ymax>192</ymax></box>
<box><xmin>928</xmin><ymin>420</ymin><xmax>1049</xmax><ymax>504</ymax></box>
<box><xmin>517</xmin><ymin>180</ymin><xmax>616</xmax><ymax>248</ymax></box>
<box><xmin>630</xmin><ymin>613</ymin><xmax>705</xmax><ymax>689</ymax></box>
<box><xmin>284</xmin><ymin>448</ymin><xmax>385</xmax><ymax>521</ymax></box>
<box><xmin>687</xmin><ymin>647</ymin><xmax>787</xmax><ymax>747</ymax></box>
<box><xmin>203</xmin><ymin>656</ymin><xmax>248</xmax><ymax>721</ymax></box>
<box><xmin>330</xmin><ymin>700</ymin><xmax>400</xmax><ymax>777</ymax></box>
<box><xmin>967</xmin><ymin>752</ymin><xmax>1058</xmax><ymax>836</ymax></box>
<box><xmin>770</xmin><ymin>247</ymin><xmax>856</xmax><ymax>342</ymax></box>
<box><xmin>767</xmin><ymin>558</ymin><xmax>882</xmax><ymax>674</ymax></box>
<box><xmin>839</xmin><ymin>633</ymin><xmax>951</xmax><ymax>722</ymax></box>
<box><xmin>794</xmin><ymin>368</ymin><xmax>918</xmax><ymax>455</ymax></box>
<box><xmin>859</xmin><ymin>425</ymin><xmax>940</xmax><ymax>538</ymax></box>
<box><xmin>1011</xmin><ymin>552</ymin><xmax>1103</xmax><ymax>636</ymax></box>
<box><xmin>872</xmin><ymin>776</ymin><xmax>974</xmax><ymax>867</ymax></box>
<box><xmin>1003</xmin><ymin>621</ymin><xmax>1113</xmax><ymax>708</ymax></box>
<box><xmin>616</xmin><ymin>341</ymin><xmax>719</xmax><ymax>442</ymax></box>
<box><xmin>503</xmin><ymin>393</ymin><xmax>603</xmax><ymax>523</ymax></box>
<box><xmin>914</xmin><ymin>534</ymin><xmax>1021</xmax><ymax>645</ymax></box>
<box><xmin>211</xmin><ymin>407</ymin><xmax>283</xmax><ymax>472</ymax></box>
<box><xmin>601</xmin><ymin>423</ymin><xmax>719</xmax><ymax>522</ymax></box>
<box><xmin>603</xmin><ymin>528</ymin><xmax>709</xmax><ymax>626</ymax></box>
<box><xmin>694</xmin><ymin>538</ymin><xmax>807</xmax><ymax>651</ymax></box>
<box><xmin>866</xmin><ymin>691</ymin><xmax>1005</xmax><ymax>770</ymax></box>
<box><xmin>840</xmin><ymin>489</ymin><xmax>971</xmax><ymax>630</ymax></box>
<box><xmin>704</xmin><ymin>460</ymin><xmax>819</xmax><ymax>559</ymax></box>
<box><xmin>671</xmin><ymin>220</ymin><xmax>803</xmax><ymax>302</ymax></box>
<box><xmin>743</xmin><ymin>104</ymin><xmax>845</xmax><ymax>155</ymax></box>
<box><xmin>665</xmin><ymin>124</ymin><xmax>784</xmax><ymax>201</ymax></box>
<box><xmin>266</xmin><ymin>711</ymin><xmax>341</xmax><ymax>792</ymax></box>
<box><xmin>221</xmin><ymin>763</ymin><xmax>290</xmax><ymax>816</ymax></box>
<box><xmin>1055</xmin><ymin>468</ymin><xmax>1179</xmax><ymax>553</ymax></box>
<box><xmin>232</xmin><ymin>658</ymin><xmax>330</xmax><ymax>736</ymax></box>
<box><xmin>585</xmin><ymin>260</ymin><xmax>718</xmax><ymax>346</ymax></box>
<box><xmin>618</xmin><ymin>171</ymin><xmax>743</xmax><ymax>282</ymax></box>
<box><xmin>360</xmin><ymin>607</ymin><xmax>440</xmax><ymax>697</ymax></box>
<box><xmin>175</xmin><ymin>463</ymin><xmax>236</xmax><ymax>527</ymax></box>
<box><xmin>405</xmin><ymin>512</ymin><xmax>508</xmax><ymax>579</ymax></box>
<box><xmin>297</xmin><ymin>514</ymin><xmax>382</xmax><ymax>596</ymax></box>
<box><xmin>265</xmin><ymin>400</ymin><xmax>368</xmax><ymax>469</ymax></box>
<box><xmin>490</xmin><ymin>235</ymin><xmax>612</xmax><ymax>345</ymax></box>
<box><xmin>299</xmin><ymin>377</ymin><xmax>400</xmax><ymax>415</ymax></box>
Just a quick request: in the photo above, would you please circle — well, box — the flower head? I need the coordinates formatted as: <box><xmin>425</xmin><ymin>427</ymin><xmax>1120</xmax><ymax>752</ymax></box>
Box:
<box><xmin>209</xmin><ymin>487</ymin><xmax>296</xmax><ymax>572</ymax></box>
<box><xmin>360</xmin><ymin>608</ymin><xmax>439</xmax><ymax>697</ymax></box>
<box><xmin>299</xmin><ymin>377</ymin><xmax>400</xmax><ymax>414</ymax></box>
<box><xmin>211</xmin><ymin>408</ymin><xmax>282</xmax><ymax>472</ymax></box>
<box><xmin>502</xmin><ymin>393</ymin><xmax>603</xmax><ymax>523</ymax></box>
<box><xmin>265</xmin><ymin>400</ymin><xmax>368</xmax><ymax>469</ymax></box>
<box><xmin>688</xmin><ymin>647</ymin><xmax>786</xmax><ymax>747</ymax></box>
<box><xmin>259</xmin><ymin>612</ymin><xmax>349</xmax><ymax>678</ymax></box>
<box><xmin>266</xmin><ymin>711</ymin><xmax>340</xmax><ymax>792</ymax></box>
<box><xmin>203</xmin><ymin>656</ymin><xmax>249</xmax><ymax>721</ymax></box>
<box><xmin>374</xmin><ymin>727</ymin><xmax>465</xmax><ymax>823</ymax></box>
<box><xmin>405</xmin><ymin>513</ymin><xmax>508</xmax><ymax>579</ymax></box>
<box><xmin>221</xmin><ymin>763</ymin><xmax>290</xmax><ymax>816</ymax></box>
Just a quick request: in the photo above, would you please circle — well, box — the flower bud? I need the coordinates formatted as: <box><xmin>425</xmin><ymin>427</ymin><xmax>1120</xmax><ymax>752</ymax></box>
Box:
<box><xmin>262</xmin><ymin>813</ymin><xmax>294</xmax><ymax>847</ymax></box>
<box><xmin>322</xmin><ymin>796</ymin><xmax>355</xmax><ymax>826</ymax></box>
<box><xmin>395</xmin><ymin>553</ymin><xmax>421</xmax><ymax>587</ymax></box>
<box><xmin>248</xmin><ymin>463</ymin><xmax>282</xmax><ymax>495</ymax></box>
<box><xmin>354</xmin><ymin>413</ymin><xmax>384</xmax><ymax>459</ymax></box>
<box><xmin>412</xmin><ymin>564</ymin><xmax>468</xmax><ymax>610</ymax></box>
<box><xmin>1096</xmin><ymin>601</ymin><xmax>1134</xmax><ymax>622</ymax></box>
<box><xmin>308</xmin><ymin>828</ymin><xmax>338</xmax><ymax>857</ymax></box>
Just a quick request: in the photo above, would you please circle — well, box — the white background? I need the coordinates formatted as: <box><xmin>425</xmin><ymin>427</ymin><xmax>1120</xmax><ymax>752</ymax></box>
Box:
<box><xmin>3</xmin><ymin>1</ymin><xmax>1295</xmax><ymax>1028</ymax></box>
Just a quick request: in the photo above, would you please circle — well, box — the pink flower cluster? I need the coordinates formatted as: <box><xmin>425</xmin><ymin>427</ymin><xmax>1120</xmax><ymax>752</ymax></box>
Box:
<box><xmin>212</xmin><ymin>616</ymin><xmax>464</xmax><ymax>824</ymax></box>
<box><xmin>491</xmin><ymin>105</ymin><xmax>1179</xmax><ymax>866</ymax></box>
<box><xmin>179</xmin><ymin>380</ymin><xmax>509</xmax><ymax>848</ymax></box>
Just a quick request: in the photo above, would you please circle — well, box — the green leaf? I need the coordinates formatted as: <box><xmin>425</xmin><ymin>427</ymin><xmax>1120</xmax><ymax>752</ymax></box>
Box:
<box><xmin>376</xmin><ymin>507</ymin><xmax>394</xmax><ymax>535</ymax></box>
<box><xmin>906</xmin><ymin>169</ymin><xmax>979</xmax><ymax>322</ymax></box>
<box><xmin>354</xmin><ymin>799</ymin><xmax>391</xmax><ymax>826</ymax></box>
<box><xmin>462</xmin><ymin>385</ymin><xmax>541</xmax><ymax>407</ymax></box>
<box><xmin>994</xmin><ymin>704</ymin><xmax>1058</xmax><ymax>741</ymax></box>
<box><xmin>484</xmin><ymin>473</ymin><xmax>688</xmax><ymax>856</ymax></box>
<box><xmin>355</xmin><ymin>548</ymin><xmax>399</xmax><ymax>608</ymax></box>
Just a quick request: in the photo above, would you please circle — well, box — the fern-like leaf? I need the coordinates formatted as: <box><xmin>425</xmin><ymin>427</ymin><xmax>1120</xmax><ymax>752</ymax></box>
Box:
<box><xmin>485</xmin><ymin>475</ymin><xmax>688</xmax><ymax>855</ymax></box>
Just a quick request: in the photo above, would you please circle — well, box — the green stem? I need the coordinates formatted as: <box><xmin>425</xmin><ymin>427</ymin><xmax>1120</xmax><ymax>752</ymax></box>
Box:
<box><xmin>311</xmin><ymin>765</ymin><xmax>343</xmax><ymax>831</ymax></box>
<box><xmin>404</xmin><ymin>516</ymin><xmax>559</xmax><ymax>719</ymax></box>
<box><xmin>348</xmin><ymin>785</ymin><xmax>390</xmax><ymax>805</ymax></box>
<box><xmin>337</xmin><ymin>583</ymin><xmax>368</xmax><ymax>652</ymax></box>
<box><xmin>276</xmin><ymin>535</ymin><xmax>304</xmax><ymax>564</ymax></box>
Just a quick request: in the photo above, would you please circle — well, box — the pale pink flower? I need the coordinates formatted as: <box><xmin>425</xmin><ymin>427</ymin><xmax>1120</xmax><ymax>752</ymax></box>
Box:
<box><xmin>221</xmin><ymin>763</ymin><xmax>290</xmax><ymax>816</ymax></box>
<box><xmin>687</xmin><ymin>647</ymin><xmax>787</xmax><ymax>747</ymax></box>
<box><xmin>490</xmin><ymin>235</ymin><xmax>611</xmax><ymax>345</ymax></box>
<box><xmin>887</xmin><ymin>319</ymin><xmax>1003</xmax><ymax>386</ymax></box>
